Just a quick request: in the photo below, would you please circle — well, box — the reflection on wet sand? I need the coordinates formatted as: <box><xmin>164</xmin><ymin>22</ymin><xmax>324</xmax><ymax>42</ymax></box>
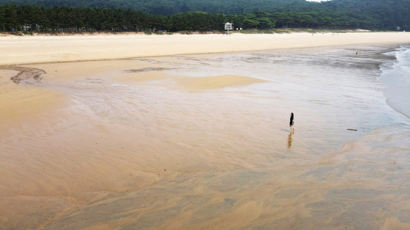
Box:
<box><xmin>288</xmin><ymin>132</ymin><xmax>293</xmax><ymax>150</ymax></box>
<box><xmin>0</xmin><ymin>46</ymin><xmax>409</xmax><ymax>229</ymax></box>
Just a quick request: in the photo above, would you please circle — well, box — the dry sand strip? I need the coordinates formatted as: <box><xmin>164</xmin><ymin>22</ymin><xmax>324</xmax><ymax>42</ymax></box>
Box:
<box><xmin>1</xmin><ymin>32</ymin><xmax>410</xmax><ymax>65</ymax></box>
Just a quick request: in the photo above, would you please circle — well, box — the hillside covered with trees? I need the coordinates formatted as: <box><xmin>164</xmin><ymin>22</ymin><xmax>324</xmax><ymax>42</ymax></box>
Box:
<box><xmin>0</xmin><ymin>0</ymin><xmax>322</xmax><ymax>15</ymax></box>
<box><xmin>0</xmin><ymin>0</ymin><xmax>409</xmax><ymax>32</ymax></box>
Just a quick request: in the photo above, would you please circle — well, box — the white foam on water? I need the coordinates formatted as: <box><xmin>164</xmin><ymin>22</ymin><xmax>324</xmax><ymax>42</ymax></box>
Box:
<box><xmin>381</xmin><ymin>46</ymin><xmax>410</xmax><ymax>118</ymax></box>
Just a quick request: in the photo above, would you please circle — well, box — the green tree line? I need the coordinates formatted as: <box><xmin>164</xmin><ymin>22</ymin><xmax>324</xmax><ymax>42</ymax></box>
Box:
<box><xmin>0</xmin><ymin>0</ymin><xmax>322</xmax><ymax>15</ymax></box>
<box><xmin>1</xmin><ymin>0</ymin><xmax>409</xmax><ymax>21</ymax></box>
<box><xmin>0</xmin><ymin>3</ymin><xmax>408</xmax><ymax>33</ymax></box>
<box><xmin>0</xmin><ymin>5</ymin><xmax>225</xmax><ymax>32</ymax></box>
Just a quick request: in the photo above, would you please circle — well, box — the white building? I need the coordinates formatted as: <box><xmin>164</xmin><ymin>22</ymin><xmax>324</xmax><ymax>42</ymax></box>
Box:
<box><xmin>224</xmin><ymin>22</ymin><xmax>233</xmax><ymax>34</ymax></box>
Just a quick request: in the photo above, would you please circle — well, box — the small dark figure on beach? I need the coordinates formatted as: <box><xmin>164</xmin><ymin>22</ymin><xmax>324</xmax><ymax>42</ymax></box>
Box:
<box><xmin>289</xmin><ymin>112</ymin><xmax>295</xmax><ymax>133</ymax></box>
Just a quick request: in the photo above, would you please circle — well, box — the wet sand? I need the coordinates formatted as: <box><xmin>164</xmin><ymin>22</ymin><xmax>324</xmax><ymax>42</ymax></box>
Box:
<box><xmin>0</xmin><ymin>41</ymin><xmax>410</xmax><ymax>229</ymax></box>
<box><xmin>0</xmin><ymin>69</ymin><xmax>66</xmax><ymax>129</ymax></box>
<box><xmin>175</xmin><ymin>75</ymin><xmax>266</xmax><ymax>90</ymax></box>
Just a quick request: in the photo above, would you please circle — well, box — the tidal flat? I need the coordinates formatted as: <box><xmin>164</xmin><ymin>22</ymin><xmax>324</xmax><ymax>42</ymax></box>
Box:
<box><xmin>0</xmin><ymin>44</ymin><xmax>409</xmax><ymax>230</ymax></box>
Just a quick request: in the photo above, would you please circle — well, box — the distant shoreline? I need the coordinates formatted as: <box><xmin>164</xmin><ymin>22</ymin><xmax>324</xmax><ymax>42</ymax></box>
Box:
<box><xmin>1</xmin><ymin>32</ymin><xmax>410</xmax><ymax>66</ymax></box>
<box><xmin>0</xmin><ymin>29</ymin><xmax>378</xmax><ymax>37</ymax></box>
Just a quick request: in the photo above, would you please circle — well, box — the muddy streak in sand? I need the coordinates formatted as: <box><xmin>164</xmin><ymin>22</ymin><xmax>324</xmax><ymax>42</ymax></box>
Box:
<box><xmin>126</xmin><ymin>67</ymin><xmax>176</xmax><ymax>73</ymax></box>
<box><xmin>0</xmin><ymin>66</ymin><xmax>46</xmax><ymax>85</ymax></box>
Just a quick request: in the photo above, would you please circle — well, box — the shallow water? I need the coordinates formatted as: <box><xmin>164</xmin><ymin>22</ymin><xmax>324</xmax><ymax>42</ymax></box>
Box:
<box><xmin>0</xmin><ymin>45</ymin><xmax>409</xmax><ymax>229</ymax></box>
<box><xmin>381</xmin><ymin>45</ymin><xmax>410</xmax><ymax>118</ymax></box>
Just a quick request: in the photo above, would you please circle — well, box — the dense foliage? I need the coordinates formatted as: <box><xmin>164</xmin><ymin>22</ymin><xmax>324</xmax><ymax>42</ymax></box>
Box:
<box><xmin>0</xmin><ymin>0</ymin><xmax>319</xmax><ymax>15</ymax></box>
<box><xmin>0</xmin><ymin>5</ymin><xmax>225</xmax><ymax>32</ymax></box>
<box><xmin>0</xmin><ymin>0</ymin><xmax>409</xmax><ymax>32</ymax></box>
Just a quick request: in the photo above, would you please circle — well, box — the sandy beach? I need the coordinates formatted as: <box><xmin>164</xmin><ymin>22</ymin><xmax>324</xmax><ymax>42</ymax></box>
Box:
<box><xmin>1</xmin><ymin>32</ymin><xmax>410</xmax><ymax>65</ymax></box>
<box><xmin>1</xmin><ymin>33</ymin><xmax>410</xmax><ymax>230</ymax></box>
